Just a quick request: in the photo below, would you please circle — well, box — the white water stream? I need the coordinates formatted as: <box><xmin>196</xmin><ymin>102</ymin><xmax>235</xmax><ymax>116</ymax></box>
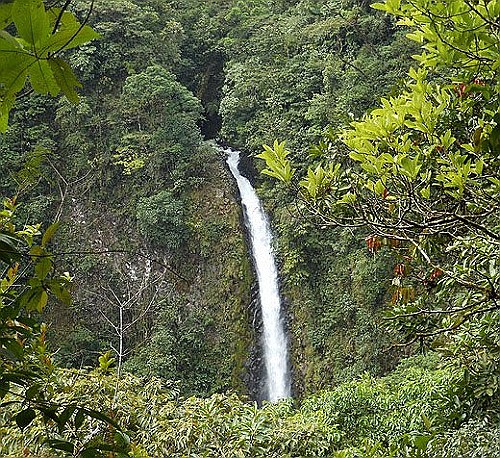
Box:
<box><xmin>225</xmin><ymin>147</ymin><xmax>291</xmax><ymax>402</ymax></box>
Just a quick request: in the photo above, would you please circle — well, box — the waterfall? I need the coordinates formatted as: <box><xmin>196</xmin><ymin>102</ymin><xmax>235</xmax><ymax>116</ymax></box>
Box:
<box><xmin>225</xmin><ymin>147</ymin><xmax>291</xmax><ymax>402</ymax></box>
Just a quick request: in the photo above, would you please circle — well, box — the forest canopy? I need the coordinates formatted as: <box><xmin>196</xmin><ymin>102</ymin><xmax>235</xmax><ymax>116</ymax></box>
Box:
<box><xmin>2</xmin><ymin>0</ymin><xmax>500</xmax><ymax>457</ymax></box>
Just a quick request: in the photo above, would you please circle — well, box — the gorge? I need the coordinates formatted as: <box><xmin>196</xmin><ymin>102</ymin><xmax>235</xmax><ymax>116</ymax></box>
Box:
<box><xmin>2</xmin><ymin>0</ymin><xmax>499</xmax><ymax>455</ymax></box>
<box><xmin>225</xmin><ymin>146</ymin><xmax>291</xmax><ymax>402</ymax></box>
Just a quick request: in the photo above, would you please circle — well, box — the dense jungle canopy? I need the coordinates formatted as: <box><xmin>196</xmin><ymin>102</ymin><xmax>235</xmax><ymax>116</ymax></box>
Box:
<box><xmin>1</xmin><ymin>0</ymin><xmax>500</xmax><ymax>456</ymax></box>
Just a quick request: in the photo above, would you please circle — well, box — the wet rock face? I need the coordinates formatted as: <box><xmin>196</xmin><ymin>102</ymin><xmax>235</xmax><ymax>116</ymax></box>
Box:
<box><xmin>237</xmin><ymin>151</ymin><xmax>258</xmax><ymax>187</ymax></box>
<box><xmin>219</xmin><ymin>142</ymin><xmax>258</xmax><ymax>186</ymax></box>
<box><xmin>243</xmin><ymin>284</ymin><xmax>266</xmax><ymax>403</ymax></box>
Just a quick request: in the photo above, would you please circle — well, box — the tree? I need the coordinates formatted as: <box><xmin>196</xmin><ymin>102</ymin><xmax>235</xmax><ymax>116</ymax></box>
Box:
<box><xmin>258</xmin><ymin>0</ymin><xmax>500</xmax><ymax>401</ymax></box>
<box><xmin>0</xmin><ymin>1</ymin><xmax>134</xmax><ymax>454</ymax></box>
<box><xmin>86</xmin><ymin>262</ymin><xmax>167</xmax><ymax>399</ymax></box>
<box><xmin>114</xmin><ymin>65</ymin><xmax>203</xmax><ymax>179</ymax></box>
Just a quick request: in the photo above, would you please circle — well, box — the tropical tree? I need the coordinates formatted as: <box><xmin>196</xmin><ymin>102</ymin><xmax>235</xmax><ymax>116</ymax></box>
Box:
<box><xmin>258</xmin><ymin>0</ymin><xmax>500</xmax><ymax>401</ymax></box>
<box><xmin>0</xmin><ymin>1</ymin><xmax>134</xmax><ymax>454</ymax></box>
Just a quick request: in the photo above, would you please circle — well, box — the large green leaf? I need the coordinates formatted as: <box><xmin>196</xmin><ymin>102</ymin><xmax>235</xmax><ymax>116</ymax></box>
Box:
<box><xmin>58</xmin><ymin>404</ymin><xmax>77</xmax><ymax>433</ymax></box>
<box><xmin>74</xmin><ymin>408</ymin><xmax>85</xmax><ymax>429</ymax></box>
<box><xmin>0</xmin><ymin>3</ymin><xmax>13</xmax><ymax>29</ymax></box>
<box><xmin>28</xmin><ymin>59</ymin><xmax>59</xmax><ymax>96</ymax></box>
<box><xmin>0</xmin><ymin>380</ymin><xmax>9</xmax><ymax>399</ymax></box>
<box><xmin>0</xmin><ymin>2</ymin><xmax>98</xmax><ymax>129</ymax></box>
<box><xmin>47</xmin><ymin>279</ymin><xmax>72</xmax><ymax>306</ymax></box>
<box><xmin>48</xmin><ymin>57</ymin><xmax>82</xmax><ymax>103</ymax></box>
<box><xmin>0</xmin><ymin>36</ymin><xmax>29</xmax><ymax>88</ymax></box>
<box><xmin>0</xmin><ymin>37</ymin><xmax>24</xmax><ymax>132</ymax></box>
<box><xmin>21</xmin><ymin>286</ymin><xmax>49</xmax><ymax>313</ymax></box>
<box><xmin>12</xmin><ymin>0</ymin><xmax>49</xmax><ymax>46</ymax></box>
<box><xmin>0</xmin><ymin>40</ymin><xmax>33</xmax><ymax>126</ymax></box>
<box><xmin>42</xmin><ymin>11</ymin><xmax>100</xmax><ymax>53</ymax></box>
<box><xmin>34</xmin><ymin>256</ymin><xmax>52</xmax><ymax>280</ymax></box>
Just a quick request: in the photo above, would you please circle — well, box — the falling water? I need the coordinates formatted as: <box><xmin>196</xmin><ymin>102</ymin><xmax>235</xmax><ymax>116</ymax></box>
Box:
<box><xmin>225</xmin><ymin>146</ymin><xmax>291</xmax><ymax>402</ymax></box>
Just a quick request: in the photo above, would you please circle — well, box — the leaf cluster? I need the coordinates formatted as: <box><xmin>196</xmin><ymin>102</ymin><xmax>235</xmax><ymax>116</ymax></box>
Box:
<box><xmin>0</xmin><ymin>0</ymin><xmax>100</xmax><ymax>131</ymax></box>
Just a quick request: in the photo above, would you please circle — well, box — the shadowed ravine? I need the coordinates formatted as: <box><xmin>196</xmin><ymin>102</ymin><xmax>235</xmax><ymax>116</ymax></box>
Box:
<box><xmin>224</xmin><ymin>146</ymin><xmax>291</xmax><ymax>402</ymax></box>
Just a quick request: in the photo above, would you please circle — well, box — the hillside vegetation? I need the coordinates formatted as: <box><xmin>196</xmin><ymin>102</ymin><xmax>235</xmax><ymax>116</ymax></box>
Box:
<box><xmin>1</xmin><ymin>0</ymin><xmax>499</xmax><ymax>456</ymax></box>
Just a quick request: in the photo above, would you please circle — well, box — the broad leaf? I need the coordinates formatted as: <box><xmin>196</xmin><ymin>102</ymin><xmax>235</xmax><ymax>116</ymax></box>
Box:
<box><xmin>34</xmin><ymin>256</ymin><xmax>52</xmax><ymax>280</ymax></box>
<box><xmin>21</xmin><ymin>287</ymin><xmax>49</xmax><ymax>313</ymax></box>
<box><xmin>25</xmin><ymin>384</ymin><xmax>41</xmax><ymax>400</ymax></box>
<box><xmin>0</xmin><ymin>38</ymin><xmax>30</xmax><ymax>92</ymax></box>
<box><xmin>0</xmin><ymin>231</ymin><xmax>21</xmax><ymax>264</ymax></box>
<box><xmin>0</xmin><ymin>95</ymin><xmax>14</xmax><ymax>132</ymax></box>
<box><xmin>0</xmin><ymin>3</ymin><xmax>13</xmax><ymax>29</ymax></box>
<box><xmin>47</xmin><ymin>279</ymin><xmax>72</xmax><ymax>306</ymax></box>
<box><xmin>58</xmin><ymin>405</ymin><xmax>77</xmax><ymax>432</ymax></box>
<box><xmin>43</xmin><ymin>11</ymin><xmax>100</xmax><ymax>53</ymax></box>
<box><xmin>15</xmin><ymin>408</ymin><xmax>36</xmax><ymax>429</ymax></box>
<box><xmin>48</xmin><ymin>58</ymin><xmax>81</xmax><ymax>103</ymax></box>
<box><xmin>80</xmin><ymin>448</ymin><xmax>105</xmax><ymax>458</ymax></box>
<box><xmin>2</xmin><ymin>338</ymin><xmax>24</xmax><ymax>360</ymax></box>
<box><xmin>41</xmin><ymin>222</ymin><xmax>60</xmax><ymax>247</ymax></box>
<box><xmin>28</xmin><ymin>59</ymin><xmax>59</xmax><ymax>96</ymax></box>
<box><xmin>74</xmin><ymin>408</ymin><xmax>85</xmax><ymax>429</ymax></box>
<box><xmin>12</xmin><ymin>0</ymin><xmax>49</xmax><ymax>46</ymax></box>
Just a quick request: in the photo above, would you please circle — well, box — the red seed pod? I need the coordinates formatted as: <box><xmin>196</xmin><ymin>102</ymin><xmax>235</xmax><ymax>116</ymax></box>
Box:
<box><xmin>394</xmin><ymin>263</ymin><xmax>406</xmax><ymax>276</ymax></box>
<box><xmin>366</xmin><ymin>235</ymin><xmax>382</xmax><ymax>254</ymax></box>
<box><xmin>454</xmin><ymin>82</ymin><xmax>467</xmax><ymax>98</ymax></box>
<box><xmin>429</xmin><ymin>268</ymin><xmax>443</xmax><ymax>280</ymax></box>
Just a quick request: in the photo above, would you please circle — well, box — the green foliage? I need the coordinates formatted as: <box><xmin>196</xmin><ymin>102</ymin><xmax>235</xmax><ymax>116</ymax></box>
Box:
<box><xmin>54</xmin><ymin>324</ymin><xmax>105</xmax><ymax>368</ymax></box>
<box><xmin>304</xmin><ymin>358</ymin><xmax>457</xmax><ymax>447</ymax></box>
<box><xmin>258</xmin><ymin>0</ymin><xmax>500</xmax><ymax>407</ymax></box>
<box><xmin>427</xmin><ymin>420</ymin><xmax>500</xmax><ymax>458</ymax></box>
<box><xmin>0</xmin><ymin>0</ymin><xmax>99</xmax><ymax>131</ymax></box>
<box><xmin>3</xmin><ymin>0</ymin><xmax>500</xmax><ymax>455</ymax></box>
<box><xmin>136</xmin><ymin>190</ymin><xmax>189</xmax><ymax>252</ymax></box>
<box><xmin>3</xmin><ymin>355</ymin><xmax>482</xmax><ymax>458</ymax></box>
<box><xmin>115</xmin><ymin>65</ymin><xmax>203</xmax><ymax>178</ymax></box>
<box><xmin>0</xmin><ymin>0</ymin><xmax>417</xmax><ymax>407</ymax></box>
<box><xmin>257</xmin><ymin>141</ymin><xmax>295</xmax><ymax>182</ymax></box>
<box><xmin>265</xmin><ymin>208</ymin><xmax>400</xmax><ymax>393</ymax></box>
<box><xmin>98</xmin><ymin>350</ymin><xmax>116</xmax><ymax>373</ymax></box>
<box><xmin>0</xmin><ymin>199</ymin><xmax>130</xmax><ymax>456</ymax></box>
<box><xmin>0</xmin><ymin>0</ymin><xmax>253</xmax><ymax>402</ymax></box>
<box><xmin>124</xmin><ymin>299</ymin><xmax>221</xmax><ymax>396</ymax></box>
<box><xmin>220</xmin><ymin>0</ymin><xmax>415</xmax><ymax>150</ymax></box>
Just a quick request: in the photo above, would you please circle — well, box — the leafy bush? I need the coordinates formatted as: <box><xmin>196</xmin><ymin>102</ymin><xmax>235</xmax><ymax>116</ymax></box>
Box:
<box><xmin>301</xmin><ymin>355</ymin><xmax>459</xmax><ymax>450</ymax></box>
<box><xmin>136</xmin><ymin>190</ymin><xmax>189</xmax><ymax>252</ymax></box>
<box><xmin>427</xmin><ymin>420</ymin><xmax>500</xmax><ymax>458</ymax></box>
